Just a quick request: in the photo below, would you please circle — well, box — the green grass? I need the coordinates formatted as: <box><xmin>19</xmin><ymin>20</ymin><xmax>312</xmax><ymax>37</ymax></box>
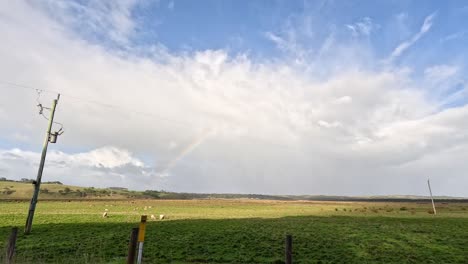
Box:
<box><xmin>1</xmin><ymin>200</ymin><xmax>468</xmax><ymax>263</ymax></box>
<box><xmin>0</xmin><ymin>181</ymin><xmax>134</xmax><ymax>200</ymax></box>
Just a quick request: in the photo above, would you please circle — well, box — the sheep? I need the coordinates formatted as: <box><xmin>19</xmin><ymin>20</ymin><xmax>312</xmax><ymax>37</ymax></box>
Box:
<box><xmin>150</xmin><ymin>214</ymin><xmax>156</xmax><ymax>220</ymax></box>
<box><xmin>102</xmin><ymin>212</ymin><xmax>108</xmax><ymax>218</ymax></box>
<box><xmin>144</xmin><ymin>206</ymin><xmax>148</xmax><ymax>211</ymax></box>
<box><xmin>104</xmin><ymin>208</ymin><xmax>108</xmax><ymax>212</ymax></box>
<box><xmin>159</xmin><ymin>214</ymin><xmax>165</xmax><ymax>220</ymax></box>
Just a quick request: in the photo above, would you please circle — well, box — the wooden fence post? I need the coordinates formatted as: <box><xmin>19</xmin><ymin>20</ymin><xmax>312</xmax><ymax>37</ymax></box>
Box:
<box><xmin>127</xmin><ymin>228</ymin><xmax>139</xmax><ymax>264</ymax></box>
<box><xmin>136</xmin><ymin>215</ymin><xmax>147</xmax><ymax>264</ymax></box>
<box><xmin>6</xmin><ymin>227</ymin><xmax>18</xmax><ymax>264</ymax></box>
<box><xmin>285</xmin><ymin>234</ymin><xmax>292</xmax><ymax>264</ymax></box>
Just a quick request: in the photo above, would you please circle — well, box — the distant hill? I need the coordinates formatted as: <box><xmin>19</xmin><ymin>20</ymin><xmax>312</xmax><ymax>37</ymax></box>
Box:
<box><xmin>1</xmin><ymin>179</ymin><xmax>467</xmax><ymax>202</ymax></box>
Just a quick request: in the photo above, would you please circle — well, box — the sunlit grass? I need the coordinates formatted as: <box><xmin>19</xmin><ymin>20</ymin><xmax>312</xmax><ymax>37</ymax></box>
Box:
<box><xmin>1</xmin><ymin>200</ymin><xmax>467</xmax><ymax>263</ymax></box>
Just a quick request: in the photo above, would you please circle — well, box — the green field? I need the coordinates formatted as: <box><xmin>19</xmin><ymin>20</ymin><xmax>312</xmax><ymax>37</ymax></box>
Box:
<box><xmin>1</xmin><ymin>198</ymin><xmax>468</xmax><ymax>263</ymax></box>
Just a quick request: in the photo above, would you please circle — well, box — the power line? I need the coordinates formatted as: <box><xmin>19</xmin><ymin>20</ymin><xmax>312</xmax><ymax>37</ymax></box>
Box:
<box><xmin>64</xmin><ymin>94</ymin><xmax>197</xmax><ymax>128</ymax></box>
<box><xmin>0</xmin><ymin>81</ymin><xmax>195</xmax><ymax>127</ymax></box>
<box><xmin>35</xmin><ymin>89</ymin><xmax>64</xmax><ymax>133</ymax></box>
<box><xmin>0</xmin><ymin>81</ymin><xmax>59</xmax><ymax>95</ymax></box>
<box><xmin>0</xmin><ymin>81</ymin><xmax>303</xmax><ymax>151</ymax></box>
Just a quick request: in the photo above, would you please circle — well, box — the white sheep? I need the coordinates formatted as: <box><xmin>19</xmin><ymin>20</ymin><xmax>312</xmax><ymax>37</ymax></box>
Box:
<box><xmin>159</xmin><ymin>214</ymin><xmax>165</xmax><ymax>220</ymax></box>
<box><xmin>102</xmin><ymin>212</ymin><xmax>108</xmax><ymax>218</ymax></box>
<box><xmin>150</xmin><ymin>214</ymin><xmax>156</xmax><ymax>220</ymax></box>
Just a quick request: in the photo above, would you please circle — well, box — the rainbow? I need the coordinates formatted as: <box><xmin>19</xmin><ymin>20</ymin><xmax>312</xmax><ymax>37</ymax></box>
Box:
<box><xmin>161</xmin><ymin>129</ymin><xmax>214</xmax><ymax>175</ymax></box>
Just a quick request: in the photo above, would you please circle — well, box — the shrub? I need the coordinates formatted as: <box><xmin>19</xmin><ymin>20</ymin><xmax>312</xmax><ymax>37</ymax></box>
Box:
<box><xmin>2</xmin><ymin>189</ymin><xmax>15</xmax><ymax>195</ymax></box>
<box><xmin>143</xmin><ymin>190</ymin><xmax>161</xmax><ymax>199</ymax></box>
<box><xmin>335</xmin><ymin>208</ymin><xmax>338</xmax><ymax>211</ymax></box>
<box><xmin>400</xmin><ymin>207</ymin><xmax>408</xmax><ymax>211</ymax></box>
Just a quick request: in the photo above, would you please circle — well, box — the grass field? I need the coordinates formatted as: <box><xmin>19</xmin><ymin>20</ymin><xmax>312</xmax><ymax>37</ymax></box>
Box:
<box><xmin>1</xmin><ymin>199</ymin><xmax>468</xmax><ymax>263</ymax></box>
<box><xmin>0</xmin><ymin>181</ymin><xmax>136</xmax><ymax>200</ymax></box>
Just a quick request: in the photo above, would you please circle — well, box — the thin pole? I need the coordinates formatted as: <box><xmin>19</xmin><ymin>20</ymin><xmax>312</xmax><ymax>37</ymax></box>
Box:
<box><xmin>136</xmin><ymin>242</ymin><xmax>144</xmax><ymax>264</ymax></box>
<box><xmin>127</xmin><ymin>228</ymin><xmax>139</xmax><ymax>264</ymax></box>
<box><xmin>285</xmin><ymin>234</ymin><xmax>292</xmax><ymax>264</ymax></box>
<box><xmin>25</xmin><ymin>94</ymin><xmax>60</xmax><ymax>234</ymax></box>
<box><xmin>427</xmin><ymin>179</ymin><xmax>437</xmax><ymax>215</ymax></box>
<box><xmin>6</xmin><ymin>227</ymin><xmax>18</xmax><ymax>264</ymax></box>
<box><xmin>136</xmin><ymin>215</ymin><xmax>147</xmax><ymax>264</ymax></box>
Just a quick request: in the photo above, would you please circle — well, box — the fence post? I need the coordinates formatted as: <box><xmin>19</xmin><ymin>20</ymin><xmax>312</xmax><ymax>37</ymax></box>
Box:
<box><xmin>127</xmin><ymin>228</ymin><xmax>139</xmax><ymax>264</ymax></box>
<box><xmin>285</xmin><ymin>234</ymin><xmax>292</xmax><ymax>264</ymax></box>
<box><xmin>6</xmin><ymin>227</ymin><xmax>18</xmax><ymax>264</ymax></box>
<box><xmin>136</xmin><ymin>215</ymin><xmax>147</xmax><ymax>264</ymax></box>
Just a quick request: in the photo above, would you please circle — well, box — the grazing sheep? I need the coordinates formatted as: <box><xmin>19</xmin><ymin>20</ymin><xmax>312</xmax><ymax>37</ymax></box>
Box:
<box><xmin>104</xmin><ymin>208</ymin><xmax>108</xmax><ymax>211</ymax></box>
<box><xmin>102</xmin><ymin>212</ymin><xmax>108</xmax><ymax>218</ymax></box>
<box><xmin>148</xmin><ymin>206</ymin><xmax>152</xmax><ymax>209</ymax></box>
<box><xmin>159</xmin><ymin>214</ymin><xmax>165</xmax><ymax>220</ymax></box>
<box><xmin>150</xmin><ymin>214</ymin><xmax>156</xmax><ymax>220</ymax></box>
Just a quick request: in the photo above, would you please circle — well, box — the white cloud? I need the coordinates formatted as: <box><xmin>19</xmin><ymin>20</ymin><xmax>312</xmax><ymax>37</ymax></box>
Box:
<box><xmin>424</xmin><ymin>65</ymin><xmax>459</xmax><ymax>82</ymax></box>
<box><xmin>0</xmin><ymin>2</ymin><xmax>467</xmax><ymax>196</ymax></box>
<box><xmin>264</xmin><ymin>31</ymin><xmax>304</xmax><ymax>59</ymax></box>
<box><xmin>317</xmin><ymin>120</ymin><xmax>341</xmax><ymax>128</ymax></box>
<box><xmin>0</xmin><ymin>147</ymin><xmax>162</xmax><ymax>190</ymax></box>
<box><xmin>168</xmin><ymin>1</ymin><xmax>175</xmax><ymax>10</ymax></box>
<box><xmin>333</xmin><ymin>96</ymin><xmax>353</xmax><ymax>105</ymax></box>
<box><xmin>440</xmin><ymin>31</ymin><xmax>467</xmax><ymax>43</ymax></box>
<box><xmin>389</xmin><ymin>12</ymin><xmax>437</xmax><ymax>60</ymax></box>
<box><xmin>11</xmin><ymin>133</ymin><xmax>29</xmax><ymax>142</ymax></box>
<box><xmin>346</xmin><ymin>17</ymin><xmax>379</xmax><ymax>37</ymax></box>
<box><xmin>34</xmin><ymin>0</ymin><xmax>140</xmax><ymax>45</ymax></box>
<box><xmin>70</xmin><ymin>147</ymin><xmax>144</xmax><ymax>169</ymax></box>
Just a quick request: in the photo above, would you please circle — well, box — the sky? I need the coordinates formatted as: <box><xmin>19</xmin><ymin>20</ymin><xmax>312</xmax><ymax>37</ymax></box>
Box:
<box><xmin>0</xmin><ymin>0</ymin><xmax>468</xmax><ymax>196</ymax></box>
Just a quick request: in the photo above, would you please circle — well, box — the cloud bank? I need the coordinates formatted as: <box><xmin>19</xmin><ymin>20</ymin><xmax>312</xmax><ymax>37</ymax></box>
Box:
<box><xmin>0</xmin><ymin>1</ymin><xmax>467</xmax><ymax>196</ymax></box>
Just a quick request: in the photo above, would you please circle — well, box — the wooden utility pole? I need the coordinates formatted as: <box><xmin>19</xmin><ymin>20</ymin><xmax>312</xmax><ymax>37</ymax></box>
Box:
<box><xmin>285</xmin><ymin>235</ymin><xmax>292</xmax><ymax>264</ymax></box>
<box><xmin>6</xmin><ymin>227</ymin><xmax>18</xmax><ymax>264</ymax></box>
<box><xmin>127</xmin><ymin>228</ymin><xmax>139</xmax><ymax>264</ymax></box>
<box><xmin>427</xmin><ymin>179</ymin><xmax>437</xmax><ymax>215</ymax></box>
<box><xmin>25</xmin><ymin>94</ymin><xmax>60</xmax><ymax>234</ymax></box>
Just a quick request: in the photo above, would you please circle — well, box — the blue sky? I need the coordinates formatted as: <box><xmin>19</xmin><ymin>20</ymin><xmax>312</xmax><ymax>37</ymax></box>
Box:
<box><xmin>59</xmin><ymin>1</ymin><xmax>468</xmax><ymax>67</ymax></box>
<box><xmin>1</xmin><ymin>0</ymin><xmax>468</xmax><ymax>196</ymax></box>
<box><xmin>117</xmin><ymin>0</ymin><xmax>468</xmax><ymax>97</ymax></box>
<box><xmin>126</xmin><ymin>1</ymin><xmax>468</xmax><ymax>65</ymax></box>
